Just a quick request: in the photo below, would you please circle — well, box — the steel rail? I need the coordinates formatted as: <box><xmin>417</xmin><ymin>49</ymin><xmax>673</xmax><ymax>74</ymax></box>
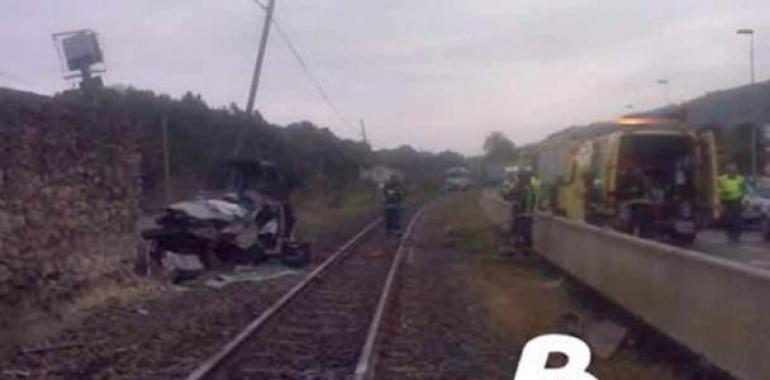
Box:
<box><xmin>353</xmin><ymin>204</ymin><xmax>428</xmax><ymax>380</ymax></box>
<box><xmin>184</xmin><ymin>217</ymin><xmax>383</xmax><ymax>380</ymax></box>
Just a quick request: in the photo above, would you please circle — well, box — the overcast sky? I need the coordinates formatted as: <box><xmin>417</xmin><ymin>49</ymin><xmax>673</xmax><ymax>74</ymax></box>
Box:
<box><xmin>2</xmin><ymin>1</ymin><xmax>769</xmax><ymax>154</ymax></box>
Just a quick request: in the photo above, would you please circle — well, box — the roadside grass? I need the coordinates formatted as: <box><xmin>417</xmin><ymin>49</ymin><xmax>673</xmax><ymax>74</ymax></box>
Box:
<box><xmin>293</xmin><ymin>185</ymin><xmax>381</xmax><ymax>244</ymax></box>
<box><xmin>440</xmin><ymin>191</ymin><xmax>500</xmax><ymax>260</ymax></box>
<box><xmin>5</xmin><ymin>245</ymin><xmax>160</xmax><ymax>355</ymax></box>
<box><xmin>428</xmin><ymin>191</ymin><xmax>567</xmax><ymax>343</ymax></box>
<box><xmin>441</xmin><ymin>192</ymin><xmax>553</xmax><ymax>286</ymax></box>
<box><xmin>294</xmin><ymin>183</ymin><xmax>438</xmax><ymax>244</ymax></box>
<box><xmin>437</xmin><ymin>191</ymin><xmax>691</xmax><ymax>380</ymax></box>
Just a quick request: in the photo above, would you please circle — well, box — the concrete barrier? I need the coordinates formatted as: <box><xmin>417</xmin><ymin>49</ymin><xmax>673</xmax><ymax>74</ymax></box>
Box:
<box><xmin>533</xmin><ymin>213</ymin><xmax>770</xmax><ymax>380</ymax></box>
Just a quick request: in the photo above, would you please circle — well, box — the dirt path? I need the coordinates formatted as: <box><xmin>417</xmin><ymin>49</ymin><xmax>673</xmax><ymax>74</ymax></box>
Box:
<box><xmin>375</xmin><ymin>192</ymin><xmax>732</xmax><ymax>380</ymax></box>
<box><xmin>1</xmin><ymin>193</ymin><xmax>735</xmax><ymax>379</ymax></box>
<box><xmin>1</xmin><ymin>208</ymin><xmax>380</xmax><ymax>380</ymax></box>
<box><xmin>206</xmin><ymin>222</ymin><xmax>400</xmax><ymax>380</ymax></box>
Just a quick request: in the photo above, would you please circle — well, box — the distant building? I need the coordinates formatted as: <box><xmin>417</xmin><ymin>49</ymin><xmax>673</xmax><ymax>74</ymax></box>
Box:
<box><xmin>444</xmin><ymin>166</ymin><xmax>473</xmax><ymax>190</ymax></box>
<box><xmin>445</xmin><ymin>166</ymin><xmax>470</xmax><ymax>177</ymax></box>
<box><xmin>360</xmin><ymin>165</ymin><xmax>403</xmax><ymax>186</ymax></box>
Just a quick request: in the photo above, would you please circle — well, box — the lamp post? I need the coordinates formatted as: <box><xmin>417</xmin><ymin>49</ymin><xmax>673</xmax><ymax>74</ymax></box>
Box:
<box><xmin>737</xmin><ymin>28</ymin><xmax>758</xmax><ymax>179</ymax></box>
<box><xmin>656</xmin><ymin>79</ymin><xmax>670</xmax><ymax>105</ymax></box>
<box><xmin>737</xmin><ymin>28</ymin><xmax>756</xmax><ymax>84</ymax></box>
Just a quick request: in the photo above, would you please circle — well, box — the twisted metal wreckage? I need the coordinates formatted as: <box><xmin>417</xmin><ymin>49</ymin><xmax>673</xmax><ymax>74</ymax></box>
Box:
<box><xmin>139</xmin><ymin>160</ymin><xmax>309</xmax><ymax>280</ymax></box>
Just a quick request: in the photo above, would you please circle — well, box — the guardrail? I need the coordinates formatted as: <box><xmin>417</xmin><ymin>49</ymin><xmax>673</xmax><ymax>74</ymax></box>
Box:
<box><xmin>534</xmin><ymin>213</ymin><xmax>770</xmax><ymax>380</ymax></box>
<box><xmin>479</xmin><ymin>191</ymin><xmax>770</xmax><ymax>380</ymax></box>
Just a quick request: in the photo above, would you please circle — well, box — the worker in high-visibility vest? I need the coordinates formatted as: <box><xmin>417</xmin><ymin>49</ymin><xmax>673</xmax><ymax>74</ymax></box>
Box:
<box><xmin>501</xmin><ymin>173</ymin><xmax>519</xmax><ymax>234</ymax></box>
<box><xmin>524</xmin><ymin>171</ymin><xmax>542</xmax><ymax>216</ymax></box>
<box><xmin>509</xmin><ymin>167</ymin><xmax>541</xmax><ymax>248</ymax></box>
<box><xmin>382</xmin><ymin>175</ymin><xmax>404</xmax><ymax>235</ymax></box>
<box><xmin>718</xmin><ymin>163</ymin><xmax>748</xmax><ymax>243</ymax></box>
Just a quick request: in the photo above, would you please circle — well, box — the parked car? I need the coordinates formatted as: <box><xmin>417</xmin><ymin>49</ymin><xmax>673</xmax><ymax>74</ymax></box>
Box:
<box><xmin>743</xmin><ymin>180</ymin><xmax>770</xmax><ymax>223</ymax></box>
<box><xmin>444</xmin><ymin>176</ymin><xmax>473</xmax><ymax>191</ymax></box>
<box><xmin>744</xmin><ymin>178</ymin><xmax>770</xmax><ymax>241</ymax></box>
<box><xmin>443</xmin><ymin>166</ymin><xmax>473</xmax><ymax>191</ymax></box>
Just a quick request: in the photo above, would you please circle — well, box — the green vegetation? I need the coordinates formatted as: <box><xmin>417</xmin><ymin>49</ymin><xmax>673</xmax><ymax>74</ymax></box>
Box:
<box><xmin>294</xmin><ymin>185</ymin><xmax>379</xmax><ymax>243</ymax></box>
<box><xmin>483</xmin><ymin>131</ymin><xmax>516</xmax><ymax>164</ymax></box>
<box><xmin>440</xmin><ymin>192</ymin><xmax>499</xmax><ymax>258</ymax></box>
<box><xmin>56</xmin><ymin>88</ymin><xmax>465</xmax><ymax>208</ymax></box>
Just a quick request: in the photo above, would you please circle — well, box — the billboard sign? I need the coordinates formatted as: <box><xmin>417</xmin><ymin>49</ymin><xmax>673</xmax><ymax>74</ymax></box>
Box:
<box><xmin>61</xmin><ymin>31</ymin><xmax>103</xmax><ymax>71</ymax></box>
<box><xmin>52</xmin><ymin>29</ymin><xmax>105</xmax><ymax>80</ymax></box>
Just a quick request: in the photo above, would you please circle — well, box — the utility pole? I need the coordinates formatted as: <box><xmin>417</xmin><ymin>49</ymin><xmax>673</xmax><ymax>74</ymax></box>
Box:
<box><xmin>656</xmin><ymin>79</ymin><xmax>670</xmax><ymax>105</ymax></box>
<box><xmin>753</xmin><ymin>120</ymin><xmax>759</xmax><ymax>181</ymax></box>
<box><xmin>233</xmin><ymin>0</ymin><xmax>277</xmax><ymax>157</ymax></box>
<box><xmin>737</xmin><ymin>28</ymin><xmax>758</xmax><ymax>179</ymax></box>
<box><xmin>359</xmin><ymin>118</ymin><xmax>369</xmax><ymax>146</ymax></box>
<box><xmin>162</xmin><ymin>116</ymin><xmax>171</xmax><ymax>204</ymax></box>
<box><xmin>737</xmin><ymin>29</ymin><xmax>756</xmax><ymax>84</ymax></box>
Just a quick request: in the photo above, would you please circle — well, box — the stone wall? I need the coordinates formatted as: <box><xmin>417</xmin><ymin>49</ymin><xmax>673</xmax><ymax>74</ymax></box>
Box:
<box><xmin>0</xmin><ymin>88</ymin><xmax>140</xmax><ymax>330</ymax></box>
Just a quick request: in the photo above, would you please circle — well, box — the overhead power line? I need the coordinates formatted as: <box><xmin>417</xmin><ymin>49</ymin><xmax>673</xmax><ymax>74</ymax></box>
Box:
<box><xmin>0</xmin><ymin>70</ymin><xmax>35</xmax><ymax>86</ymax></box>
<box><xmin>0</xmin><ymin>70</ymin><xmax>54</xmax><ymax>94</ymax></box>
<box><xmin>252</xmin><ymin>0</ymin><xmax>358</xmax><ymax>133</ymax></box>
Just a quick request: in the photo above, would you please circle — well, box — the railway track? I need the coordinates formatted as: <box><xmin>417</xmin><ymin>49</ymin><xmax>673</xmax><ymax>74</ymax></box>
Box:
<box><xmin>185</xmin><ymin>205</ymin><xmax>426</xmax><ymax>380</ymax></box>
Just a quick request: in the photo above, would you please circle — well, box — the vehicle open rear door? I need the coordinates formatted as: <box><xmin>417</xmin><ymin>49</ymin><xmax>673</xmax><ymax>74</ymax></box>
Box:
<box><xmin>697</xmin><ymin>129</ymin><xmax>720</xmax><ymax>222</ymax></box>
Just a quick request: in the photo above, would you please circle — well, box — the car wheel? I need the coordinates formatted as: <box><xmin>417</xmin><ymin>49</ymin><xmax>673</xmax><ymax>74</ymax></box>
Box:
<box><xmin>281</xmin><ymin>242</ymin><xmax>311</xmax><ymax>268</ymax></box>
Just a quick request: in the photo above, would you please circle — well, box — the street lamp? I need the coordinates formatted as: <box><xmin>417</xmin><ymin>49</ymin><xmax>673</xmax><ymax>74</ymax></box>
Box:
<box><xmin>737</xmin><ymin>28</ymin><xmax>758</xmax><ymax>180</ymax></box>
<box><xmin>656</xmin><ymin>79</ymin><xmax>670</xmax><ymax>105</ymax></box>
<box><xmin>736</xmin><ymin>28</ymin><xmax>755</xmax><ymax>84</ymax></box>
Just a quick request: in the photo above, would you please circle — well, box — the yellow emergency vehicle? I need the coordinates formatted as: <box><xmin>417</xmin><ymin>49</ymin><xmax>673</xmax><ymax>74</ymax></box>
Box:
<box><xmin>536</xmin><ymin>116</ymin><xmax>719</xmax><ymax>245</ymax></box>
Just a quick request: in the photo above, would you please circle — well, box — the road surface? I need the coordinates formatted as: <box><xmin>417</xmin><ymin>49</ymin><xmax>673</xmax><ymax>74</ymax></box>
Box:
<box><xmin>693</xmin><ymin>229</ymin><xmax>770</xmax><ymax>270</ymax></box>
<box><xmin>481</xmin><ymin>189</ymin><xmax>769</xmax><ymax>271</ymax></box>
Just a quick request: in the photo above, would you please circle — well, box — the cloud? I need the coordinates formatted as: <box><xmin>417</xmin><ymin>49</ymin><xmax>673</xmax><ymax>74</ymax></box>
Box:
<box><xmin>2</xmin><ymin>0</ymin><xmax>769</xmax><ymax>154</ymax></box>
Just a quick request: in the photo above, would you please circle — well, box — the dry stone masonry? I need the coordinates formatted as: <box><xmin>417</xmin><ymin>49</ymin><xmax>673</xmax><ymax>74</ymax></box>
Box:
<box><xmin>0</xmin><ymin>88</ymin><xmax>141</xmax><ymax>331</ymax></box>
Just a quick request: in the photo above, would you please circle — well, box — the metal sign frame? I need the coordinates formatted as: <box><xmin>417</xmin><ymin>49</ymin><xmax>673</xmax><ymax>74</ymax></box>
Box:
<box><xmin>51</xmin><ymin>29</ymin><xmax>106</xmax><ymax>80</ymax></box>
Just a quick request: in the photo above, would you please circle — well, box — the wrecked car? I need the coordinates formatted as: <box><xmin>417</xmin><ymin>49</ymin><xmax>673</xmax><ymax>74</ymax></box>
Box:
<box><xmin>139</xmin><ymin>159</ymin><xmax>309</xmax><ymax>278</ymax></box>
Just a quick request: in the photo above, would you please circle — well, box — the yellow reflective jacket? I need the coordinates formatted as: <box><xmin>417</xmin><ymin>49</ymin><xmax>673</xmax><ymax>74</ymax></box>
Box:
<box><xmin>520</xmin><ymin>176</ymin><xmax>542</xmax><ymax>214</ymax></box>
<box><xmin>717</xmin><ymin>174</ymin><xmax>747</xmax><ymax>201</ymax></box>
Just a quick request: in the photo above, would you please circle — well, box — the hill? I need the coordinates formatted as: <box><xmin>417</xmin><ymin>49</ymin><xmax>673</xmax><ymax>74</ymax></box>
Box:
<box><xmin>44</xmin><ymin>87</ymin><xmax>464</xmax><ymax>207</ymax></box>
<box><xmin>685</xmin><ymin>81</ymin><xmax>770</xmax><ymax>129</ymax></box>
<box><xmin>541</xmin><ymin>81</ymin><xmax>770</xmax><ymax>173</ymax></box>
